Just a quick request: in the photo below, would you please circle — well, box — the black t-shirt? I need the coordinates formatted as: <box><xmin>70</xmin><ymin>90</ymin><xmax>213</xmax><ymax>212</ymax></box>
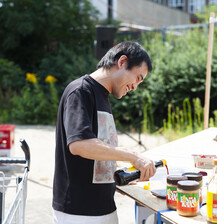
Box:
<box><xmin>52</xmin><ymin>75</ymin><xmax>118</xmax><ymax>216</ymax></box>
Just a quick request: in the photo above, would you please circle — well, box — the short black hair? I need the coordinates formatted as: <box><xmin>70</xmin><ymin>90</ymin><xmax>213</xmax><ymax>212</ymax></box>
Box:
<box><xmin>97</xmin><ymin>41</ymin><xmax>152</xmax><ymax>72</ymax></box>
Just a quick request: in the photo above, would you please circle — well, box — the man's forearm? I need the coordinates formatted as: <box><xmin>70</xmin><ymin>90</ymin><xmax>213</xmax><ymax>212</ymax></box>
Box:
<box><xmin>69</xmin><ymin>138</ymin><xmax>137</xmax><ymax>164</ymax></box>
<box><xmin>69</xmin><ymin>138</ymin><xmax>156</xmax><ymax>181</ymax></box>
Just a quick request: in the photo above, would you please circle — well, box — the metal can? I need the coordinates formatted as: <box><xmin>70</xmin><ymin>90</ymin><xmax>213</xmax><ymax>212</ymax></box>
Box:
<box><xmin>177</xmin><ymin>180</ymin><xmax>200</xmax><ymax>217</ymax></box>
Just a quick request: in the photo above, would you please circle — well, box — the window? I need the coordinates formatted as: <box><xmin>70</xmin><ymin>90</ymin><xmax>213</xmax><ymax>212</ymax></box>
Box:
<box><xmin>148</xmin><ymin>0</ymin><xmax>167</xmax><ymax>5</ymax></box>
<box><xmin>188</xmin><ymin>0</ymin><xmax>206</xmax><ymax>13</ymax></box>
<box><xmin>168</xmin><ymin>0</ymin><xmax>185</xmax><ymax>10</ymax></box>
<box><xmin>209</xmin><ymin>0</ymin><xmax>217</xmax><ymax>4</ymax></box>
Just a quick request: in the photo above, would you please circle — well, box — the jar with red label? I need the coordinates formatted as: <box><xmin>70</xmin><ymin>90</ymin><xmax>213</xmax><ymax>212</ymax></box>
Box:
<box><xmin>177</xmin><ymin>180</ymin><xmax>200</xmax><ymax>217</ymax></box>
<box><xmin>166</xmin><ymin>175</ymin><xmax>188</xmax><ymax>210</ymax></box>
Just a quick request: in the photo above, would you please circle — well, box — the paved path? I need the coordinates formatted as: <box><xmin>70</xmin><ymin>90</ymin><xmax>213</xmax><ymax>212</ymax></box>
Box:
<box><xmin>3</xmin><ymin>125</ymin><xmax>167</xmax><ymax>224</ymax></box>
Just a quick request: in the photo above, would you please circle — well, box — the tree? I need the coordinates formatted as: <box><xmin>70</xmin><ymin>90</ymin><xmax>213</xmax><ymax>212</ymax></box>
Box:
<box><xmin>195</xmin><ymin>4</ymin><xmax>217</xmax><ymax>22</ymax></box>
<box><xmin>0</xmin><ymin>0</ymin><xmax>99</xmax><ymax>70</ymax></box>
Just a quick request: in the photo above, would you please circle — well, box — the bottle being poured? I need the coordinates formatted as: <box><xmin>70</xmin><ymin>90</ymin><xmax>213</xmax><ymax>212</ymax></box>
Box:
<box><xmin>114</xmin><ymin>159</ymin><xmax>168</xmax><ymax>186</ymax></box>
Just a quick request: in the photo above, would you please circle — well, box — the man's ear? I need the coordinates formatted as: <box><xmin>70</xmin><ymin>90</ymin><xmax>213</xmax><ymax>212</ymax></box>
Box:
<box><xmin>117</xmin><ymin>55</ymin><xmax>128</xmax><ymax>69</ymax></box>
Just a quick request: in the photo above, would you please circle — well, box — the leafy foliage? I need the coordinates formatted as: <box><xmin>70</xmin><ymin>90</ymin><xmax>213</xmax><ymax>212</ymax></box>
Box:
<box><xmin>0</xmin><ymin>0</ymin><xmax>99</xmax><ymax>70</ymax></box>
<box><xmin>113</xmin><ymin>27</ymin><xmax>217</xmax><ymax>131</ymax></box>
<box><xmin>0</xmin><ymin>58</ymin><xmax>25</xmax><ymax>111</ymax></box>
<box><xmin>8</xmin><ymin>74</ymin><xmax>59</xmax><ymax>124</ymax></box>
<box><xmin>195</xmin><ymin>4</ymin><xmax>217</xmax><ymax>22</ymax></box>
<box><xmin>37</xmin><ymin>44</ymin><xmax>98</xmax><ymax>94</ymax></box>
<box><xmin>10</xmin><ymin>83</ymin><xmax>48</xmax><ymax>124</ymax></box>
<box><xmin>159</xmin><ymin>97</ymin><xmax>216</xmax><ymax>141</ymax></box>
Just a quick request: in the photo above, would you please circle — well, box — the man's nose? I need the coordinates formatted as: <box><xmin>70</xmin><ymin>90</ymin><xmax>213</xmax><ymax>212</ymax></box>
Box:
<box><xmin>132</xmin><ymin>83</ymin><xmax>138</xmax><ymax>91</ymax></box>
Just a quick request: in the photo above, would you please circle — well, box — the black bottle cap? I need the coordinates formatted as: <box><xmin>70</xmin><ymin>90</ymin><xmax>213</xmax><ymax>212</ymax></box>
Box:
<box><xmin>182</xmin><ymin>172</ymin><xmax>202</xmax><ymax>181</ymax></box>
<box><xmin>167</xmin><ymin>175</ymin><xmax>188</xmax><ymax>185</ymax></box>
<box><xmin>177</xmin><ymin>180</ymin><xmax>200</xmax><ymax>191</ymax></box>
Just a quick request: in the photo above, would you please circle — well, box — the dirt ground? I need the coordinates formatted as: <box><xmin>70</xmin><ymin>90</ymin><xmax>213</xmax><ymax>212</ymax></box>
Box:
<box><xmin>2</xmin><ymin>125</ymin><xmax>167</xmax><ymax>224</ymax></box>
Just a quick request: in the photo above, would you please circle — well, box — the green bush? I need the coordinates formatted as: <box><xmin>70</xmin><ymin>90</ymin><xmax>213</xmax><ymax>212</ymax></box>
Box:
<box><xmin>0</xmin><ymin>58</ymin><xmax>25</xmax><ymax>113</ymax></box>
<box><xmin>143</xmin><ymin>29</ymin><xmax>210</xmax><ymax>122</ymax></box>
<box><xmin>0</xmin><ymin>48</ymin><xmax>97</xmax><ymax>125</ymax></box>
<box><xmin>112</xmin><ymin>27</ymin><xmax>217</xmax><ymax>131</ymax></box>
<box><xmin>7</xmin><ymin>73</ymin><xmax>59</xmax><ymax>124</ymax></box>
<box><xmin>110</xmin><ymin>81</ymin><xmax>151</xmax><ymax>132</ymax></box>
<box><xmin>160</xmin><ymin>97</ymin><xmax>216</xmax><ymax>141</ymax></box>
<box><xmin>37</xmin><ymin>44</ymin><xmax>98</xmax><ymax>95</ymax></box>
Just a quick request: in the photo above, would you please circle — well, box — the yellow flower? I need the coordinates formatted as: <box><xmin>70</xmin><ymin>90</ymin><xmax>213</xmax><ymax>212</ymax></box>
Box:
<box><xmin>45</xmin><ymin>75</ymin><xmax>57</xmax><ymax>83</ymax></box>
<box><xmin>26</xmin><ymin>73</ymin><xmax>37</xmax><ymax>83</ymax></box>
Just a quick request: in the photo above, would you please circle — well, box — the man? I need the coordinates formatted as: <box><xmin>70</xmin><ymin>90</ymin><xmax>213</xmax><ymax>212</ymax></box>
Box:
<box><xmin>53</xmin><ymin>41</ymin><xmax>156</xmax><ymax>224</ymax></box>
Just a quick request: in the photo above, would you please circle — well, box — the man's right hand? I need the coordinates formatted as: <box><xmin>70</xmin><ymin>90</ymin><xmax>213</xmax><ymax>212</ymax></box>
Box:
<box><xmin>132</xmin><ymin>156</ymin><xmax>156</xmax><ymax>181</ymax></box>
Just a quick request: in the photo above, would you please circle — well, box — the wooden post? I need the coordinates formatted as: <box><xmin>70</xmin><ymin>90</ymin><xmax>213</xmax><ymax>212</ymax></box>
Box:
<box><xmin>204</xmin><ymin>12</ymin><xmax>215</xmax><ymax>129</ymax></box>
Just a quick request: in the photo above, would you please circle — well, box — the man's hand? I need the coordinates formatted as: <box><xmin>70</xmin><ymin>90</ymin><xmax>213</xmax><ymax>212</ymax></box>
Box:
<box><xmin>132</xmin><ymin>156</ymin><xmax>156</xmax><ymax>181</ymax></box>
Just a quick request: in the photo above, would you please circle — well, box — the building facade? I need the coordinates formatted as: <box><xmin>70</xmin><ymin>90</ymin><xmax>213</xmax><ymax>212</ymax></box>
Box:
<box><xmin>90</xmin><ymin>0</ymin><xmax>190</xmax><ymax>28</ymax></box>
<box><xmin>150</xmin><ymin>0</ymin><xmax>217</xmax><ymax>14</ymax></box>
<box><xmin>90</xmin><ymin>0</ymin><xmax>217</xmax><ymax>28</ymax></box>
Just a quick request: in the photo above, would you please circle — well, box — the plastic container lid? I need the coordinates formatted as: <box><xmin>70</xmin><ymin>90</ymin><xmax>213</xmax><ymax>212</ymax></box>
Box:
<box><xmin>167</xmin><ymin>175</ymin><xmax>188</xmax><ymax>185</ymax></box>
<box><xmin>177</xmin><ymin>180</ymin><xmax>200</xmax><ymax>191</ymax></box>
<box><xmin>182</xmin><ymin>172</ymin><xmax>202</xmax><ymax>181</ymax></box>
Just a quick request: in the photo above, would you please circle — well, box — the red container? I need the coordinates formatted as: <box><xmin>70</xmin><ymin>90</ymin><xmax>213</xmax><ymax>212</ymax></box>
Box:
<box><xmin>0</xmin><ymin>125</ymin><xmax>15</xmax><ymax>150</ymax></box>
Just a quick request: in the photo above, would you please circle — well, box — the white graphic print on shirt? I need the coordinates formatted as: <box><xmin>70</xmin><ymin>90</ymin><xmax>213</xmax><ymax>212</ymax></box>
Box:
<box><xmin>92</xmin><ymin>111</ymin><xmax>118</xmax><ymax>184</ymax></box>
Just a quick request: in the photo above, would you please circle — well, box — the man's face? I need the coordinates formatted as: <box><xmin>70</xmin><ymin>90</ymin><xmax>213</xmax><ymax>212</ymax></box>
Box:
<box><xmin>111</xmin><ymin>61</ymin><xmax>148</xmax><ymax>99</ymax></box>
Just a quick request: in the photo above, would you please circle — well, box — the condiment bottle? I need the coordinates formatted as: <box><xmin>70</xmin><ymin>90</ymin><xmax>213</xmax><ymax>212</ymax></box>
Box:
<box><xmin>207</xmin><ymin>159</ymin><xmax>217</xmax><ymax>223</ymax></box>
<box><xmin>177</xmin><ymin>180</ymin><xmax>200</xmax><ymax>217</ymax></box>
<box><xmin>166</xmin><ymin>175</ymin><xmax>188</xmax><ymax>210</ymax></box>
<box><xmin>182</xmin><ymin>172</ymin><xmax>203</xmax><ymax>205</ymax></box>
<box><xmin>114</xmin><ymin>159</ymin><xmax>167</xmax><ymax>186</ymax></box>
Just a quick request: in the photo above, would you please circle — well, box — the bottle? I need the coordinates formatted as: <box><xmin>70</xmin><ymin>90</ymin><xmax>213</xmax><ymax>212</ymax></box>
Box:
<box><xmin>114</xmin><ymin>159</ymin><xmax>167</xmax><ymax>186</ymax></box>
<box><xmin>207</xmin><ymin>159</ymin><xmax>217</xmax><ymax>223</ymax></box>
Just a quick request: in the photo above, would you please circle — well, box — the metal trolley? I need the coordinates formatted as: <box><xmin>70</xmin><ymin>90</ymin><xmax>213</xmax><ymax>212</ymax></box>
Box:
<box><xmin>0</xmin><ymin>139</ymin><xmax>30</xmax><ymax>224</ymax></box>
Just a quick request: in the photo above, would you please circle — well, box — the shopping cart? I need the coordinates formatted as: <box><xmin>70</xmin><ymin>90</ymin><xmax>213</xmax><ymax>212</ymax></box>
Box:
<box><xmin>0</xmin><ymin>138</ymin><xmax>30</xmax><ymax>224</ymax></box>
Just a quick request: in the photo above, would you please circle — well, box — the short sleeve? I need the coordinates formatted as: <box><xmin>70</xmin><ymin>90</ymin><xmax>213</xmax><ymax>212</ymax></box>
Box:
<box><xmin>63</xmin><ymin>88</ymin><xmax>96</xmax><ymax>146</ymax></box>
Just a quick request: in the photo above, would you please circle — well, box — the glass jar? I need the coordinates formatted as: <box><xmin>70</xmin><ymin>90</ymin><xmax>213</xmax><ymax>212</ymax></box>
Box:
<box><xmin>182</xmin><ymin>172</ymin><xmax>203</xmax><ymax>204</ymax></box>
<box><xmin>177</xmin><ymin>180</ymin><xmax>200</xmax><ymax>217</ymax></box>
<box><xmin>166</xmin><ymin>175</ymin><xmax>187</xmax><ymax>210</ymax></box>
